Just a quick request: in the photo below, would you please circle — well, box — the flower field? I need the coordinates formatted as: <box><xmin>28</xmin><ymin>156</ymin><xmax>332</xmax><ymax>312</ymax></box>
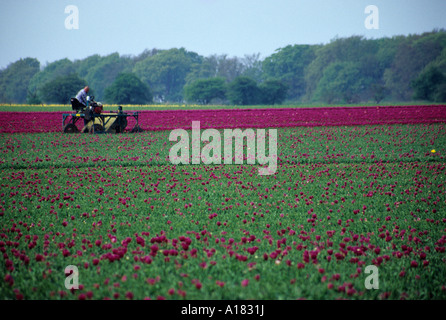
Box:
<box><xmin>0</xmin><ymin>105</ymin><xmax>446</xmax><ymax>300</ymax></box>
<box><xmin>1</xmin><ymin>104</ymin><xmax>446</xmax><ymax>133</ymax></box>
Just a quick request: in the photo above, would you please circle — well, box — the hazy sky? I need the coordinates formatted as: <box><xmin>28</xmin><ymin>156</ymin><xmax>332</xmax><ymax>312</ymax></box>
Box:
<box><xmin>1</xmin><ymin>0</ymin><xmax>445</xmax><ymax>69</ymax></box>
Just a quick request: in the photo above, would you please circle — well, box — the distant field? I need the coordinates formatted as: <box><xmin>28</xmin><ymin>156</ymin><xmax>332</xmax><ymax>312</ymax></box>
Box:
<box><xmin>0</xmin><ymin>101</ymin><xmax>444</xmax><ymax>112</ymax></box>
<box><xmin>1</xmin><ymin>104</ymin><xmax>446</xmax><ymax>134</ymax></box>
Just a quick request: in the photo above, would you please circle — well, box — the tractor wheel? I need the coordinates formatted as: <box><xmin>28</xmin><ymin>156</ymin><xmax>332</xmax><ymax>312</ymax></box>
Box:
<box><xmin>89</xmin><ymin>124</ymin><xmax>103</xmax><ymax>134</ymax></box>
<box><xmin>64</xmin><ymin>123</ymin><xmax>79</xmax><ymax>133</ymax></box>
<box><xmin>112</xmin><ymin>117</ymin><xmax>128</xmax><ymax>133</ymax></box>
<box><xmin>131</xmin><ymin>125</ymin><xmax>144</xmax><ymax>133</ymax></box>
<box><xmin>119</xmin><ymin>117</ymin><xmax>128</xmax><ymax>132</ymax></box>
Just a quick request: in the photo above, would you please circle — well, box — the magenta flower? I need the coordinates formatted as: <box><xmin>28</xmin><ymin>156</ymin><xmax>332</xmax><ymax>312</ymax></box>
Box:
<box><xmin>4</xmin><ymin>274</ymin><xmax>14</xmax><ymax>286</ymax></box>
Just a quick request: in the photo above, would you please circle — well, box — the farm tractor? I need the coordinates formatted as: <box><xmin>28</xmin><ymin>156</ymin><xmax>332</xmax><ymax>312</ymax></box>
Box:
<box><xmin>62</xmin><ymin>96</ymin><xmax>143</xmax><ymax>134</ymax></box>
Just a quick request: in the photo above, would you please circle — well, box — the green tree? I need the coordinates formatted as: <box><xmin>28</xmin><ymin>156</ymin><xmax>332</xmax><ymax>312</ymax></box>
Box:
<box><xmin>81</xmin><ymin>53</ymin><xmax>133</xmax><ymax>100</ymax></box>
<box><xmin>26</xmin><ymin>90</ymin><xmax>42</xmax><ymax>104</ymax></box>
<box><xmin>263</xmin><ymin>44</ymin><xmax>317</xmax><ymax>101</ymax></box>
<box><xmin>434</xmin><ymin>83</ymin><xmax>446</xmax><ymax>102</ymax></box>
<box><xmin>184</xmin><ymin>77</ymin><xmax>226</xmax><ymax>104</ymax></box>
<box><xmin>104</xmin><ymin>73</ymin><xmax>152</xmax><ymax>104</ymax></box>
<box><xmin>412</xmin><ymin>66</ymin><xmax>446</xmax><ymax>101</ymax></box>
<box><xmin>28</xmin><ymin>58</ymin><xmax>75</xmax><ymax>100</ymax></box>
<box><xmin>40</xmin><ymin>73</ymin><xmax>87</xmax><ymax>104</ymax></box>
<box><xmin>227</xmin><ymin>76</ymin><xmax>261</xmax><ymax>105</ymax></box>
<box><xmin>185</xmin><ymin>55</ymin><xmax>219</xmax><ymax>84</ymax></box>
<box><xmin>0</xmin><ymin>70</ymin><xmax>5</xmax><ymax>102</ymax></box>
<box><xmin>313</xmin><ymin>62</ymin><xmax>364</xmax><ymax>104</ymax></box>
<box><xmin>134</xmin><ymin>48</ymin><xmax>202</xmax><ymax>102</ymax></box>
<box><xmin>241</xmin><ymin>53</ymin><xmax>263</xmax><ymax>83</ymax></box>
<box><xmin>0</xmin><ymin>58</ymin><xmax>40</xmax><ymax>103</ymax></box>
<box><xmin>131</xmin><ymin>48</ymin><xmax>160</xmax><ymax>64</ymax></box>
<box><xmin>411</xmin><ymin>44</ymin><xmax>446</xmax><ymax>102</ymax></box>
<box><xmin>185</xmin><ymin>54</ymin><xmax>246</xmax><ymax>87</ymax></box>
<box><xmin>384</xmin><ymin>30</ymin><xmax>446</xmax><ymax>100</ymax></box>
<box><xmin>370</xmin><ymin>83</ymin><xmax>389</xmax><ymax>103</ymax></box>
<box><xmin>305</xmin><ymin>36</ymin><xmax>377</xmax><ymax>101</ymax></box>
<box><xmin>259</xmin><ymin>80</ymin><xmax>288</xmax><ymax>104</ymax></box>
<box><xmin>73</xmin><ymin>54</ymin><xmax>102</xmax><ymax>80</ymax></box>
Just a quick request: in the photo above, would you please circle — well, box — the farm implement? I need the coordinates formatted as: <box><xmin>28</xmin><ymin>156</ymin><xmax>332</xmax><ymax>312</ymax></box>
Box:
<box><xmin>62</xmin><ymin>96</ymin><xmax>143</xmax><ymax>134</ymax></box>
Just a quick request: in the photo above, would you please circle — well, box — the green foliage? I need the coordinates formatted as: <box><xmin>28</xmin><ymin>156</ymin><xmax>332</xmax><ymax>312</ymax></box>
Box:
<box><xmin>412</xmin><ymin>66</ymin><xmax>446</xmax><ymax>102</ymax></box>
<box><xmin>259</xmin><ymin>79</ymin><xmax>288</xmax><ymax>104</ymax></box>
<box><xmin>370</xmin><ymin>83</ymin><xmax>389</xmax><ymax>103</ymax></box>
<box><xmin>2</xmin><ymin>29</ymin><xmax>446</xmax><ymax>104</ymax></box>
<box><xmin>81</xmin><ymin>53</ymin><xmax>133</xmax><ymax>100</ymax></box>
<box><xmin>185</xmin><ymin>55</ymin><xmax>220</xmax><ymax>84</ymax></box>
<box><xmin>240</xmin><ymin>53</ymin><xmax>264</xmax><ymax>83</ymax></box>
<box><xmin>412</xmin><ymin>46</ymin><xmax>446</xmax><ymax>102</ymax></box>
<box><xmin>227</xmin><ymin>76</ymin><xmax>261</xmax><ymax>105</ymax></box>
<box><xmin>104</xmin><ymin>72</ymin><xmax>153</xmax><ymax>104</ymax></box>
<box><xmin>185</xmin><ymin>54</ymin><xmax>259</xmax><ymax>91</ymax></box>
<box><xmin>28</xmin><ymin>58</ymin><xmax>75</xmax><ymax>99</ymax></box>
<box><xmin>305</xmin><ymin>36</ymin><xmax>378</xmax><ymax>100</ymax></box>
<box><xmin>434</xmin><ymin>83</ymin><xmax>446</xmax><ymax>102</ymax></box>
<box><xmin>40</xmin><ymin>73</ymin><xmax>87</xmax><ymax>104</ymax></box>
<box><xmin>384</xmin><ymin>31</ymin><xmax>446</xmax><ymax>100</ymax></box>
<box><xmin>26</xmin><ymin>89</ymin><xmax>42</xmax><ymax>104</ymax></box>
<box><xmin>184</xmin><ymin>77</ymin><xmax>226</xmax><ymax>104</ymax></box>
<box><xmin>73</xmin><ymin>54</ymin><xmax>102</xmax><ymax>80</ymax></box>
<box><xmin>134</xmin><ymin>48</ymin><xmax>202</xmax><ymax>102</ymax></box>
<box><xmin>226</xmin><ymin>77</ymin><xmax>287</xmax><ymax>105</ymax></box>
<box><xmin>0</xmin><ymin>58</ymin><xmax>40</xmax><ymax>103</ymax></box>
<box><xmin>313</xmin><ymin>62</ymin><xmax>364</xmax><ymax>104</ymax></box>
<box><xmin>263</xmin><ymin>45</ymin><xmax>317</xmax><ymax>101</ymax></box>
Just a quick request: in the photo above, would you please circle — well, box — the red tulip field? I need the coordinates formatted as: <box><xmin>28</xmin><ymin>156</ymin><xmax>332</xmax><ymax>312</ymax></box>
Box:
<box><xmin>1</xmin><ymin>104</ymin><xmax>445</xmax><ymax>300</ymax></box>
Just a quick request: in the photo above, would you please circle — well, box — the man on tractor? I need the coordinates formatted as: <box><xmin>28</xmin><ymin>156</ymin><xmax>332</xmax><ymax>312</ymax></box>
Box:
<box><xmin>75</xmin><ymin>86</ymin><xmax>90</xmax><ymax>108</ymax></box>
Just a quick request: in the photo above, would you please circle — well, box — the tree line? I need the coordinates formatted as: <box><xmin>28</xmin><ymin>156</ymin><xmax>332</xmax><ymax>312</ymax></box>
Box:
<box><xmin>1</xmin><ymin>30</ymin><xmax>446</xmax><ymax>105</ymax></box>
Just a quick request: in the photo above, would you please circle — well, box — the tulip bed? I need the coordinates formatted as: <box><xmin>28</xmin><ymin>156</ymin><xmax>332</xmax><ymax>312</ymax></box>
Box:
<box><xmin>1</xmin><ymin>105</ymin><xmax>446</xmax><ymax>300</ymax></box>
<box><xmin>1</xmin><ymin>104</ymin><xmax>446</xmax><ymax>133</ymax></box>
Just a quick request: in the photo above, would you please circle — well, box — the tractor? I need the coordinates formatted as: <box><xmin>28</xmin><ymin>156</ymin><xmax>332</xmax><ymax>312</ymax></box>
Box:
<box><xmin>63</xmin><ymin>96</ymin><xmax>143</xmax><ymax>134</ymax></box>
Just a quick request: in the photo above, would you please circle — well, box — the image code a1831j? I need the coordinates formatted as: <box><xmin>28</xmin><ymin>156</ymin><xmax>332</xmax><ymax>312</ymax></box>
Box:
<box><xmin>181</xmin><ymin>304</ymin><xmax>264</xmax><ymax>317</ymax></box>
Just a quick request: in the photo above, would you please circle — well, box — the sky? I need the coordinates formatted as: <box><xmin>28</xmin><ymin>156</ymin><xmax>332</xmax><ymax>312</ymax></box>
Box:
<box><xmin>1</xmin><ymin>0</ymin><xmax>446</xmax><ymax>69</ymax></box>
